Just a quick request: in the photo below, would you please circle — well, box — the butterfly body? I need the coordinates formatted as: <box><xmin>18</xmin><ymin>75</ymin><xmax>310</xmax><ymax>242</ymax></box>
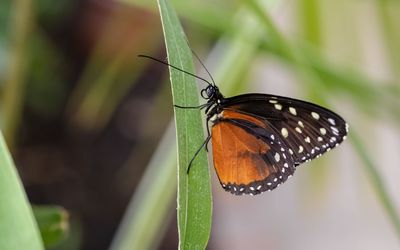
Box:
<box><xmin>203</xmin><ymin>86</ymin><xmax>348</xmax><ymax>195</ymax></box>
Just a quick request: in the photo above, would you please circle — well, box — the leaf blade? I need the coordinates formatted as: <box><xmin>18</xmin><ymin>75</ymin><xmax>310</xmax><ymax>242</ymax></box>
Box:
<box><xmin>0</xmin><ymin>132</ymin><xmax>44</xmax><ymax>250</ymax></box>
<box><xmin>157</xmin><ymin>0</ymin><xmax>212</xmax><ymax>249</ymax></box>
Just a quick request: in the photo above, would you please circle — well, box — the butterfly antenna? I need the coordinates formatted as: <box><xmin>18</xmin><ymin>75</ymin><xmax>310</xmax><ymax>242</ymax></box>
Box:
<box><xmin>189</xmin><ymin>48</ymin><xmax>217</xmax><ymax>87</ymax></box>
<box><xmin>138</xmin><ymin>55</ymin><xmax>214</xmax><ymax>87</ymax></box>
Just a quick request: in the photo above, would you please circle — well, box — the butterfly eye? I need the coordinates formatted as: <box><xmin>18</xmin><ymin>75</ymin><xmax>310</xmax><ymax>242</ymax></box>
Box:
<box><xmin>201</xmin><ymin>85</ymin><xmax>217</xmax><ymax>99</ymax></box>
<box><xmin>207</xmin><ymin>86</ymin><xmax>213</xmax><ymax>96</ymax></box>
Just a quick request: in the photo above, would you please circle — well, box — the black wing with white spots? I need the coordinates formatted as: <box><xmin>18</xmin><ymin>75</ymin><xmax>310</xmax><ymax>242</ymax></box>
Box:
<box><xmin>221</xmin><ymin>93</ymin><xmax>348</xmax><ymax>166</ymax></box>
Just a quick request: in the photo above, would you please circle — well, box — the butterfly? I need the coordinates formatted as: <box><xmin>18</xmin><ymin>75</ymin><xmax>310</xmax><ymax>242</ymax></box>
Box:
<box><xmin>139</xmin><ymin>54</ymin><xmax>348</xmax><ymax>196</ymax></box>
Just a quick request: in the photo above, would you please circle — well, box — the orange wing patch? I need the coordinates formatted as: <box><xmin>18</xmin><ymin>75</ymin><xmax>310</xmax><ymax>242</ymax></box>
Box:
<box><xmin>212</xmin><ymin>119</ymin><xmax>296</xmax><ymax>195</ymax></box>
<box><xmin>212</xmin><ymin>121</ymin><xmax>270</xmax><ymax>185</ymax></box>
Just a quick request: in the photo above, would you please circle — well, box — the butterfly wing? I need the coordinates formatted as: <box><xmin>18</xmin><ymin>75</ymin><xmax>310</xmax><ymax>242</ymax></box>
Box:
<box><xmin>219</xmin><ymin>93</ymin><xmax>348</xmax><ymax>165</ymax></box>
<box><xmin>212</xmin><ymin>110</ymin><xmax>296</xmax><ymax>195</ymax></box>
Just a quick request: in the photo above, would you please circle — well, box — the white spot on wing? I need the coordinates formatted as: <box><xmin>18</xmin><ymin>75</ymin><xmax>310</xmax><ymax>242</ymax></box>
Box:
<box><xmin>281</xmin><ymin>128</ymin><xmax>288</xmax><ymax>138</ymax></box>
<box><xmin>331</xmin><ymin>126</ymin><xmax>339</xmax><ymax>135</ymax></box>
<box><xmin>289</xmin><ymin>107</ymin><xmax>297</xmax><ymax>115</ymax></box>
<box><xmin>320</xmin><ymin>128</ymin><xmax>327</xmax><ymax>135</ymax></box>
<box><xmin>311</xmin><ymin>112</ymin><xmax>320</xmax><ymax>120</ymax></box>
<box><xmin>274</xmin><ymin>153</ymin><xmax>280</xmax><ymax>162</ymax></box>
<box><xmin>328</xmin><ymin>118</ymin><xmax>336</xmax><ymax>125</ymax></box>
<box><xmin>274</xmin><ymin>104</ymin><xmax>282</xmax><ymax>110</ymax></box>
<box><xmin>295</xmin><ymin>127</ymin><xmax>302</xmax><ymax>133</ymax></box>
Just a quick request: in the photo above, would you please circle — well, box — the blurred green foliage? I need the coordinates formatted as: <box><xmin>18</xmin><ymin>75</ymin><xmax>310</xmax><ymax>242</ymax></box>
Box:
<box><xmin>33</xmin><ymin>206</ymin><xmax>69</xmax><ymax>248</ymax></box>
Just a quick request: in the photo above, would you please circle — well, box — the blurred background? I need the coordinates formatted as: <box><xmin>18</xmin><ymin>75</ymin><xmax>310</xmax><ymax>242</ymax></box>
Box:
<box><xmin>1</xmin><ymin>0</ymin><xmax>400</xmax><ymax>249</ymax></box>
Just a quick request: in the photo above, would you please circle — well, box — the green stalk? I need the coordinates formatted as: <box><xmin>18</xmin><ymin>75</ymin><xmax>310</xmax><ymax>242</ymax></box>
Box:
<box><xmin>298</xmin><ymin>0</ymin><xmax>322</xmax><ymax>46</ymax></box>
<box><xmin>375</xmin><ymin>0</ymin><xmax>400</xmax><ymax>78</ymax></box>
<box><xmin>110</xmin><ymin>123</ymin><xmax>177</xmax><ymax>250</ymax></box>
<box><xmin>350</xmin><ymin>132</ymin><xmax>400</xmax><ymax>239</ymax></box>
<box><xmin>1</xmin><ymin>0</ymin><xmax>33</xmax><ymax>148</ymax></box>
<box><xmin>158</xmin><ymin>0</ymin><xmax>212</xmax><ymax>248</ymax></box>
<box><xmin>0</xmin><ymin>131</ymin><xmax>44</xmax><ymax>249</ymax></box>
<box><xmin>120</xmin><ymin>0</ymin><xmax>232</xmax><ymax>33</ymax></box>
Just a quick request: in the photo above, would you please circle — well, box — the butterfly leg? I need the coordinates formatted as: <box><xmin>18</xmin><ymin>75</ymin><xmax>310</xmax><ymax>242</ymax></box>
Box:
<box><xmin>204</xmin><ymin>120</ymin><xmax>211</xmax><ymax>152</ymax></box>
<box><xmin>187</xmin><ymin>135</ymin><xmax>211</xmax><ymax>174</ymax></box>
<box><xmin>174</xmin><ymin>103</ymin><xmax>209</xmax><ymax>109</ymax></box>
<box><xmin>175</xmin><ymin>103</ymin><xmax>212</xmax><ymax>151</ymax></box>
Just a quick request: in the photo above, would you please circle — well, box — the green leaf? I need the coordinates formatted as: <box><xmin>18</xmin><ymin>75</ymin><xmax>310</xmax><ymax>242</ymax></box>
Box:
<box><xmin>0</xmin><ymin>131</ymin><xmax>44</xmax><ymax>250</ymax></box>
<box><xmin>33</xmin><ymin>205</ymin><xmax>69</xmax><ymax>248</ymax></box>
<box><xmin>349</xmin><ymin>133</ymin><xmax>400</xmax><ymax>238</ymax></box>
<box><xmin>157</xmin><ymin>0</ymin><xmax>212</xmax><ymax>249</ymax></box>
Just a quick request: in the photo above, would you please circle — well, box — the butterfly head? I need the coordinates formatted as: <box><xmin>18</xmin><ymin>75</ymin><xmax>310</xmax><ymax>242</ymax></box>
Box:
<box><xmin>201</xmin><ymin>85</ymin><xmax>224</xmax><ymax>104</ymax></box>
